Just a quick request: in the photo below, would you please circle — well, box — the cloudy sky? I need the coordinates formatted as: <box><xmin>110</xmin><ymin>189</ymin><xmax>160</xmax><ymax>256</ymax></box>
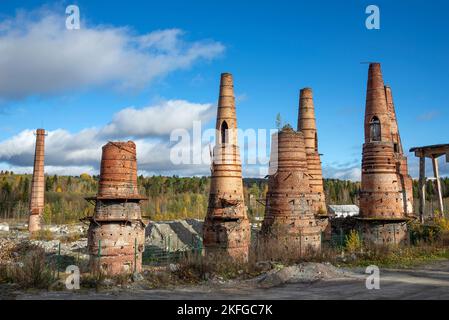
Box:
<box><xmin>0</xmin><ymin>0</ymin><xmax>448</xmax><ymax>180</ymax></box>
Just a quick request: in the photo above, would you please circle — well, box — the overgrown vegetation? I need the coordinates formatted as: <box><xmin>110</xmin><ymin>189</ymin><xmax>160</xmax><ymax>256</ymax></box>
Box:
<box><xmin>175</xmin><ymin>251</ymin><xmax>262</xmax><ymax>283</ymax></box>
<box><xmin>0</xmin><ymin>244</ymin><xmax>56</xmax><ymax>289</ymax></box>
<box><xmin>1</xmin><ymin>232</ymin><xmax>449</xmax><ymax>291</ymax></box>
<box><xmin>340</xmin><ymin>244</ymin><xmax>449</xmax><ymax>268</ymax></box>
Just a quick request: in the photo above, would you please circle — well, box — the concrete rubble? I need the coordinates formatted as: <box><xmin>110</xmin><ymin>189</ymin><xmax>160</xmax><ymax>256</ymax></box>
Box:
<box><xmin>0</xmin><ymin>223</ymin><xmax>9</xmax><ymax>232</ymax></box>
<box><xmin>145</xmin><ymin>219</ymin><xmax>202</xmax><ymax>251</ymax></box>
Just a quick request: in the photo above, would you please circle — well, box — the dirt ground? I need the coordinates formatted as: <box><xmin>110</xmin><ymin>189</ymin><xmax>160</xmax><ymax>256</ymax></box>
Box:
<box><xmin>4</xmin><ymin>259</ymin><xmax>449</xmax><ymax>300</ymax></box>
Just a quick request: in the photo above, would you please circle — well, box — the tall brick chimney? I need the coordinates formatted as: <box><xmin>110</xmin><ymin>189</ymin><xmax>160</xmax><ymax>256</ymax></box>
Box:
<box><xmin>28</xmin><ymin>129</ymin><xmax>46</xmax><ymax>233</ymax></box>
<box><xmin>203</xmin><ymin>73</ymin><xmax>250</xmax><ymax>261</ymax></box>
<box><xmin>297</xmin><ymin>88</ymin><xmax>326</xmax><ymax>214</ymax></box>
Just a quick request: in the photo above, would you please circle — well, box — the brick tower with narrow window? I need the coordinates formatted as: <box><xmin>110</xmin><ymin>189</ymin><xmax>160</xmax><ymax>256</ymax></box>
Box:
<box><xmin>203</xmin><ymin>73</ymin><xmax>250</xmax><ymax>261</ymax></box>
<box><xmin>358</xmin><ymin>63</ymin><xmax>414</xmax><ymax>245</ymax></box>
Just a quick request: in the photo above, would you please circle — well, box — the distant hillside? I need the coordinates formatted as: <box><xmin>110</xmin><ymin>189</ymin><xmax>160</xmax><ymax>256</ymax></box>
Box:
<box><xmin>1</xmin><ymin>171</ymin><xmax>447</xmax><ymax>223</ymax></box>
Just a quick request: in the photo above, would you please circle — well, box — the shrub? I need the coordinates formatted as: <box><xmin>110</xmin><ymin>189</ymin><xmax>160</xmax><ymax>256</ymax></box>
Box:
<box><xmin>345</xmin><ymin>230</ymin><xmax>362</xmax><ymax>253</ymax></box>
<box><xmin>434</xmin><ymin>217</ymin><xmax>449</xmax><ymax>232</ymax></box>
<box><xmin>409</xmin><ymin>222</ymin><xmax>441</xmax><ymax>244</ymax></box>
<box><xmin>4</xmin><ymin>247</ymin><xmax>56</xmax><ymax>289</ymax></box>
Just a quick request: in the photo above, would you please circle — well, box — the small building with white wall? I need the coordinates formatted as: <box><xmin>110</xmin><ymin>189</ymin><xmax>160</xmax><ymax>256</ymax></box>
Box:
<box><xmin>328</xmin><ymin>205</ymin><xmax>359</xmax><ymax>218</ymax></box>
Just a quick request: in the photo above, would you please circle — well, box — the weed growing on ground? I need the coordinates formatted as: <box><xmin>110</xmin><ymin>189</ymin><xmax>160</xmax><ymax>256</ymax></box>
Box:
<box><xmin>1</xmin><ymin>246</ymin><xmax>56</xmax><ymax>289</ymax></box>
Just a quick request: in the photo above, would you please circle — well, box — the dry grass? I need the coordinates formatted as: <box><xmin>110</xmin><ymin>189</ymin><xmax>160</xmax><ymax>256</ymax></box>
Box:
<box><xmin>144</xmin><ymin>269</ymin><xmax>178</xmax><ymax>288</ymax></box>
<box><xmin>253</xmin><ymin>237</ymin><xmax>324</xmax><ymax>265</ymax></box>
<box><xmin>80</xmin><ymin>264</ymin><xmax>106</xmax><ymax>290</ymax></box>
<box><xmin>0</xmin><ymin>246</ymin><xmax>56</xmax><ymax>289</ymax></box>
<box><xmin>60</xmin><ymin>233</ymin><xmax>83</xmax><ymax>243</ymax></box>
<box><xmin>172</xmin><ymin>236</ymin><xmax>449</xmax><ymax>285</ymax></box>
<box><xmin>30</xmin><ymin>229</ymin><xmax>54</xmax><ymax>241</ymax></box>
<box><xmin>340</xmin><ymin>243</ymin><xmax>449</xmax><ymax>268</ymax></box>
<box><xmin>174</xmin><ymin>250</ymin><xmax>267</xmax><ymax>284</ymax></box>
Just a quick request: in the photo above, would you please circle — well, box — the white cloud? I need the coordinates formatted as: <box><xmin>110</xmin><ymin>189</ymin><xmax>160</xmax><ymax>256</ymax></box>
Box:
<box><xmin>101</xmin><ymin>100</ymin><xmax>215</xmax><ymax>137</ymax></box>
<box><xmin>322</xmin><ymin>153</ymin><xmax>449</xmax><ymax>182</ymax></box>
<box><xmin>0</xmin><ymin>165</ymin><xmax>97</xmax><ymax>176</ymax></box>
<box><xmin>407</xmin><ymin>152</ymin><xmax>449</xmax><ymax>179</ymax></box>
<box><xmin>0</xmin><ymin>100</ymin><xmax>214</xmax><ymax>176</ymax></box>
<box><xmin>0</xmin><ymin>8</ymin><xmax>224</xmax><ymax>100</ymax></box>
<box><xmin>323</xmin><ymin>164</ymin><xmax>361</xmax><ymax>181</ymax></box>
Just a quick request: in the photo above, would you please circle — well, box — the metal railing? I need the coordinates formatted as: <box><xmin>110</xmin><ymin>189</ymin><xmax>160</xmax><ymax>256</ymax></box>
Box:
<box><xmin>142</xmin><ymin>234</ymin><xmax>203</xmax><ymax>266</ymax></box>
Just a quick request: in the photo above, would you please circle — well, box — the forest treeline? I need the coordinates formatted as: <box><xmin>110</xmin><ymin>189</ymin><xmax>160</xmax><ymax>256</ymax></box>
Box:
<box><xmin>1</xmin><ymin>171</ymin><xmax>448</xmax><ymax>224</ymax></box>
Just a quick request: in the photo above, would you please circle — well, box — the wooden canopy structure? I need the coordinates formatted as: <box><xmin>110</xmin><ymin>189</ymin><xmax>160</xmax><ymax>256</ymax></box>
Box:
<box><xmin>410</xmin><ymin>144</ymin><xmax>449</xmax><ymax>223</ymax></box>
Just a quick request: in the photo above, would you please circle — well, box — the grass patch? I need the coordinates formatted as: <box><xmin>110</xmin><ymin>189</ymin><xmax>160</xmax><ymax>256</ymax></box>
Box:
<box><xmin>30</xmin><ymin>229</ymin><xmax>54</xmax><ymax>241</ymax></box>
<box><xmin>0</xmin><ymin>246</ymin><xmax>56</xmax><ymax>289</ymax></box>
<box><xmin>167</xmin><ymin>250</ymin><xmax>265</xmax><ymax>285</ymax></box>
<box><xmin>340</xmin><ymin>244</ymin><xmax>449</xmax><ymax>268</ymax></box>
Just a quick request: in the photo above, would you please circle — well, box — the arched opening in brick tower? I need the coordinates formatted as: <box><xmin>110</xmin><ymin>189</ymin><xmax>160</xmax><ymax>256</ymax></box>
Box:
<box><xmin>314</xmin><ymin>132</ymin><xmax>318</xmax><ymax>152</ymax></box>
<box><xmin>370</xmin><ymin>116</ymin><xmax>381</xmax><ymax>142</ymax></box>
<box><xmin>221</xmin><ymin>121</ymin><xmax>229</xmax><ymax>144</ymax></box>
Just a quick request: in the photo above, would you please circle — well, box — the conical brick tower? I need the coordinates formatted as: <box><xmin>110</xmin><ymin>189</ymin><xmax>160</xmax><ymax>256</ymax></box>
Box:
<box><xmin>203</xmin><ymin>73</ymin><xmax>250</xmax><ymax>261</ymax></box>
<box><xmin>297</xmin><ymin>88</ymin><xmax>327</xmax><ymax>214</ymax></box>
<box><xmin>358</xmin><ymin>63</ymin><xmax>414</xmax><ymax>245</ymax></box>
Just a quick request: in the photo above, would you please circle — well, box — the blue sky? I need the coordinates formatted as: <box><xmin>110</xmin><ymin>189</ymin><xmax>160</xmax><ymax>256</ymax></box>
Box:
<box><xmin>0</xmin><ymin>0</ymin><xmax>448</xmax><ymax>179</ymax></box>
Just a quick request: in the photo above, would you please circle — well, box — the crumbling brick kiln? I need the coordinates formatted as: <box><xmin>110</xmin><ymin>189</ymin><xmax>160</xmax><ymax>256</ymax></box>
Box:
<box><xmin>86</xmin><ymin>141</ymin><xmax>147</xmax><ymax>275</ymax></box>
<box><xmin>358</xmin><ymin>63</ymin><xmax>415</xmax><ymax>245</ymax></box>
<box><xmin>261</xmin><ymin>126</ymin><xmax>322</xmax><ymax>253</ymax></box>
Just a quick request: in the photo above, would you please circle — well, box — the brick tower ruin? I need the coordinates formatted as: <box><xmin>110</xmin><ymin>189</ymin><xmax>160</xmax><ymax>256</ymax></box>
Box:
<box><xmin>261</xmin><ymin>126</ymin><xmax>322</xmax><ymax>255</ymax></box>
<box><xmin>29</xmin><ymin>129</ymin><xmax>46</xmax><ymax>233</ymax></box>
<box><xmin>86</xmin><ymin>141</ymin><xmax>147</xmax><ymax>275</ymax></box>
<box><xmin>203</xmin><ymin>73</ymin><xmax>250</xmax><ymax>261</ymax></box>
<box><xmin>358</xmin><ymin>63</ymin><xmax>414</xmax><ymax>245</ymax></box>
<box><xmin>297</xmin><ymin>88</ymin><xmax>327</xmax><ymax>214</ymax></box>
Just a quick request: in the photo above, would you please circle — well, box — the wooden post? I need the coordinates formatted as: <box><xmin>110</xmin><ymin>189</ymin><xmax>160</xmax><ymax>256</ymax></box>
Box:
<box><xmin>432</xmin><ymin>156</ymin><xmax>444</xmax><ymax>218</ymax></box>
<box><xmin>419</xmin><ymin>156</ymin><xmax>426</xmax><ymax>223</ymax></box>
